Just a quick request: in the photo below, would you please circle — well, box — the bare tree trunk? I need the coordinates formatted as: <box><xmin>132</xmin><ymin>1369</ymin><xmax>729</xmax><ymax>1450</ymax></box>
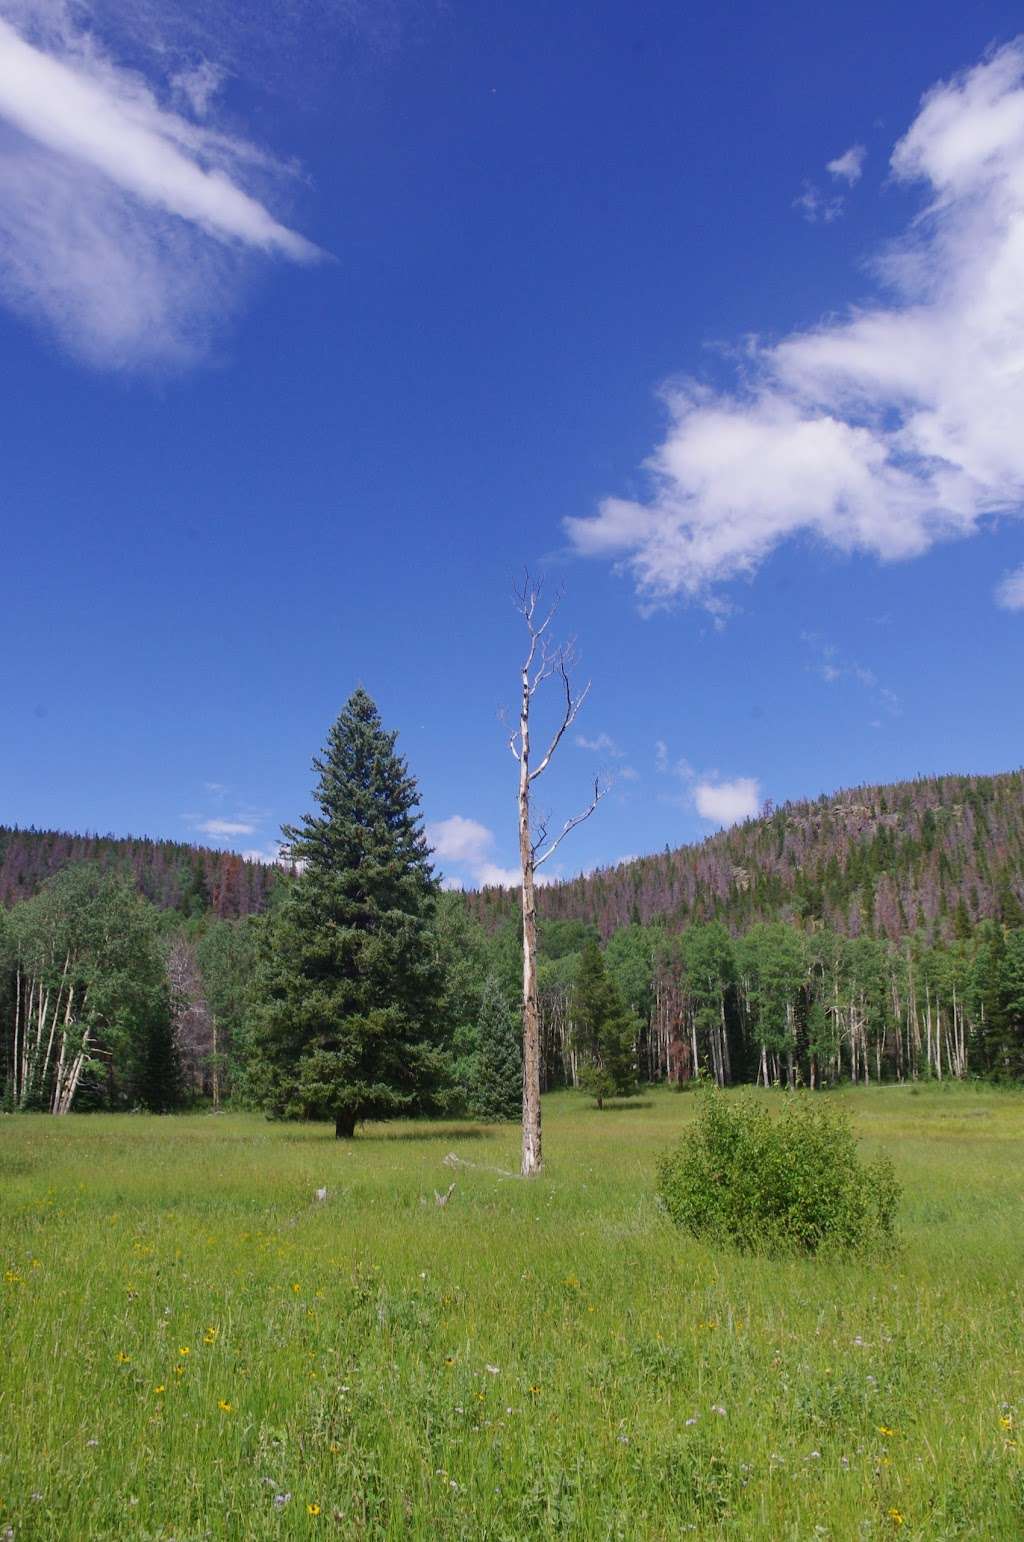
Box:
<box><xmin>509</xmin><ymin>578</ymin><xmax>605</xmax><ymax>1178</ymax></box>
<box><xmin>519</xmin><ymin>700</ymin><xmax>542</xmax><ymax>1176</ymax></box>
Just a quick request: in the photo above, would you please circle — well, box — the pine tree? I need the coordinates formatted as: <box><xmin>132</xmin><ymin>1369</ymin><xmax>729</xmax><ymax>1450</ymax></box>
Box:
<box><xmin>136</xmin><ymin>1004</ymin><xmax>185</xmax><ymax>1112</ymax></box>
<box><xmin>471</xmin><ymin>974</ymin><xmax>522</xmax><ymax>1121</ymax></box>
<box><xmin>572</xmin><ymin>942</ymin><xmax>637</xmax><ymax>1108</ymax></box>
<box><xmin>251</xmin><ymin>690</ymin><xmax>446</xmax><ymax>1137</ymax></box>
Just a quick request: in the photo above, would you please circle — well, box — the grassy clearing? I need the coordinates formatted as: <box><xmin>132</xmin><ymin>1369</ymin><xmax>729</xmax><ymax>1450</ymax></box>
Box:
<box><xmin>1</xmin><ymin>1084</ymin><xmax>1022</xmax><ymax>1539</ymax></box>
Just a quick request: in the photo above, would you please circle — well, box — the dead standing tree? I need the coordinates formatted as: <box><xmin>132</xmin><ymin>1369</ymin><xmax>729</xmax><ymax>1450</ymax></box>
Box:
<box><xmin>508</xmin><ymin>578</ymin><xmax>605</xmax><ymax>1177</ymax></box>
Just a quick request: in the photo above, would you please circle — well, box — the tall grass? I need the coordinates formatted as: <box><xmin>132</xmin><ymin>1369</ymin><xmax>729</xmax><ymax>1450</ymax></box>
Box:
<box><xmin>1</xmin><ymin>1084</ymin><xmax>1021</xmax><ymax>1538</ymax></box>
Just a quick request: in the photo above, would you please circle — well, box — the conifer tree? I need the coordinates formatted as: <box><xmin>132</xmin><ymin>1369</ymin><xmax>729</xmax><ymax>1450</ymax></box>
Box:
<box><xmin>251</xmin><ymin>690</ymin><xmax>446</xmax><ymax>1136</ymax></box>
<box><xmin>471</xmin><ymin>974</ymin><xmax>522</xmax><ymax>1121</ymax></box>
<box><xmin>572</xmin><ymin>942</ymin><xmax>637</xmax><ymax>1108</ymax></box>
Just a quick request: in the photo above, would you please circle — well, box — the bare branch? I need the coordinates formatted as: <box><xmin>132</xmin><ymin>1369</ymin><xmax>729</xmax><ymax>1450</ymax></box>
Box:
<box><xmin>530</xmin><ymin>810</ymin><xmax>550</xmax><ymax>859</ymax></box>
<box><xmin>534</xmin><ymin>777</ymin><xmax>608</xmax><ymax>869</ymax></box>
<box><xmin>529</xmin><ymin>661</ymin><xmax>592</xmax><ymax>783</ymax></box>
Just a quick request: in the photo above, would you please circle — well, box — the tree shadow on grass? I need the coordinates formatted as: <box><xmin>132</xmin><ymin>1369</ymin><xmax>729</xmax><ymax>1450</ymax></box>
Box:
<box><xmin>337</xmin><ymin>1124</ymin><xmax>502</xmax><ymax>1145</ymax></box>
<box><xmin>584</xmin><ymin>1100</ymin><xmax>654</xmax><ymax>1112</ymax></box>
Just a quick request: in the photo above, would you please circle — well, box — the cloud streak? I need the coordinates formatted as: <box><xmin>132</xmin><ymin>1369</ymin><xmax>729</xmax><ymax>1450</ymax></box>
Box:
<box><xmin>0</xmin><ymin>4</ymin><xmax>317</xmax><ymax>366</ymax></box>
<box><xmin>567</xmin><ymin>41</ymin><xmax>1024</xmax><ymax>609</ymax></box>
<box><xmin>995</xmin><ymin>564</ymin><xmax>1024</xmax><ymax>610</ymax></box>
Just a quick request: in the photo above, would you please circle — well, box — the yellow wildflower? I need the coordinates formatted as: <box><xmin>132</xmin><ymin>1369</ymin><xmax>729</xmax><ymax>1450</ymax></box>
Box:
<box><xmin>999</xmin><ymin>1415</ymin><xmax>1013</xmax><ymax>1430</ymax></box>
<box><xmin>116</xmin><ymin>1352</ymin><xmax>131</xmax><ymax>1365</ymax></box>
<box><xmin>307</xmin><ymin>1503</ymin><xmax>321</xmax><ymax>1516</ymax></box>
<box><xmin>877</xmin><ymin>1425</ymin><xmax>894</xmax><ymax>1437</ymax></box>
<box><xmin>218</xmin><ymin>1400</ymin><xmax>233</xmax><ymax>1413</ymax></box>
<box><xmin>292</xmin><ymin>1283</ymin><xmax>301</xmax><ymax>1294</ymax></box>
<box><xmin>178</xmin><ymin>1346</ymin><xmax>190</xmax><ymax>1357</ymax></box>
<box><xmin>154</xmin><ymin>1385</ymin><xmax>165</xmax><ymax>1395</ymax></box>
<box><xmin>887</xmin><ymin>1509</ymin><xmax>904</xmax><ymax>1528</ymax></box>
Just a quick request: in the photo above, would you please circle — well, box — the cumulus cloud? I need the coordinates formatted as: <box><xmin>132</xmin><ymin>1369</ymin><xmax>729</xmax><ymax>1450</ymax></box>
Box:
<box><xmin>426</xmin><ymin>813</ymin><xmax>554</xmax><ymax>890</ymax></box>
<box><xmin>694</xmin><ymin>777</ymin><xmax>761</xmax><ymax>827</ymax></box>
<box><xmin>0</xmin><ymin>4</ymin><xmax>317</xmax><ymax>366</ymax></box>
<box><xmin>995</xmin><ymin>563</ymin><xmax>1024</xmax><ymax>609</ymax></box>
<box><xmin>827</xmin><ymin>143</ymin><xmax>866</xmax><ymax>184</ymax></box>
<box><xmin>567</xmin><ymin>41</ymin><xmax>1024</xmax><ymax>609</ymax></box>
<box><xmin>427</xmin><ymin>814</ymin><xmax>494</xmax><ymax>867</ymax></box>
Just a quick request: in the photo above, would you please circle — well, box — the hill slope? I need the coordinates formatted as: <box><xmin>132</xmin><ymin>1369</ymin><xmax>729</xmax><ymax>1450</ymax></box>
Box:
<box><xmin>0</xmin><ymin>826</ymin><xmax>280</xmax><ymax>919</ymax></box>
<box><xmin>467</xmin><ymin>769</ymin><xmax>1024</xmax><ymax>941</ymax></box>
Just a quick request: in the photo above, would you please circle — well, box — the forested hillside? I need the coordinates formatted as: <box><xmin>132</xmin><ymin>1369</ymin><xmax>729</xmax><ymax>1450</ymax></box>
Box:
<box><xmin>0</xmin><ymin>826</ymin><xmax>280</xmax><ymax>919</ymax></box>
<box><xmin>468</xmin><ymin>770</ymin><xmax>1024</xmax><ymax>943</ymax></box>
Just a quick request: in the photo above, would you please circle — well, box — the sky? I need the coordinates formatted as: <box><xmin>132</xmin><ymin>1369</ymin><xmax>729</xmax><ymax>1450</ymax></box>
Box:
<box><xmin>1</xmin><ymin>0</ymin><xmax>1023</xmax><ymax>890</ymax></box>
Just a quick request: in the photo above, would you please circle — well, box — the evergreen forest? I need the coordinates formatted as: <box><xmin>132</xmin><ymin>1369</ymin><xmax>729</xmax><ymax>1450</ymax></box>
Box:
<box><xmin>2</xmin><ymin>732</ymin><xmax>1023</xmax><ymax>1118</ymax></box>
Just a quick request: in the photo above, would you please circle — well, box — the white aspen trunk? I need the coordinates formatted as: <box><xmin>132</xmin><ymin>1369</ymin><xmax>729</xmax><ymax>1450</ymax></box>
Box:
<box><xmin>719</xmin><ymin>996</ymin><xmax>731</xmax><ymax>1085</ymax></box>
<box><xmin>56</xmin><ymin>1033</ymin><xmax>89</xmax><ymax>1115</ymax></box>
<box><xmin>211</xmin><ymin>1023</ymin><xmax>220</xmax><ymax>1109</ymax></box>
<box><xmin>13</xmin><ymin>967</ymin><xmax>21</xmax><ymax>1106</ymax></box>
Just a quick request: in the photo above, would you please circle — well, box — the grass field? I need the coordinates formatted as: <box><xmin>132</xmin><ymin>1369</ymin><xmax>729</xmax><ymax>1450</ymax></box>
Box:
<box><xmin>1</xmin><ymin>1085</ymin><xmax>1022</xmax><ymax>1539</ymax></box>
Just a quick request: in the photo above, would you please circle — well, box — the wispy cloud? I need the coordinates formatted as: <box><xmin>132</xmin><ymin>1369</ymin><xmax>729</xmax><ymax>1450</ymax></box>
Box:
<box><xmin>793</xmin><ymin>180</ymin><xmax>844</xmax><ymax>224</ymax></box>
<box><xmin>194</xmin><ymin>817</ymin><xmax>255</xmax><ymax>836</ymax></box>
<box><xmin>575</xmin><ymin>731</ymin><xmax>623</xmax><ymax>758</ymax></box>
<box><xmin>568</xmin><ymin>42</ymin><xmax>1024</xmax><ymax>610</ymax></box>
<box><xmin>827</xmin><ymin>143</ymin><xmax>866</xmax><ymax>184</ymax></box>
<box><xmin>801</xmin><ymin>631</ymin><xmax>902</xmax><ymax>717</ymax></box>
<box><xmin>0</xmin><ymin>3</ymin><xmax>318</xmax><ymax>367</ymax></box>
<box><xmin>995</xmin><ymin>564</ymin><xmax>1024</xmax><ymax>610</ymax></box>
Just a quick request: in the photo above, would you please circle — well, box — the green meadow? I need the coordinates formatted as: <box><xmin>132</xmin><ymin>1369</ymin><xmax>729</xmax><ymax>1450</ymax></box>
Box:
<box><xmin>1</xmin><ymin>1085</ymin><xmax>1022</xmax><ymax>1540</ymax></box>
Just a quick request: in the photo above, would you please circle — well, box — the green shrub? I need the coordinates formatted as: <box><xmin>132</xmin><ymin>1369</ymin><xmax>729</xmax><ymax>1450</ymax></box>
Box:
<box><xmin>656</xmin><ymin>1087</ymin><xmax>900</xmax><ymax>1255</ymax></box>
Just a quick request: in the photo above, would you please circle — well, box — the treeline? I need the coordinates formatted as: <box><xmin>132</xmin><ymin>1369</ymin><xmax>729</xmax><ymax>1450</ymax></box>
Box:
<box><xmin>0</xmin><ymin>826</ymin><xmax>280</xmax><ymax>918</ymax></box>
<box><xmin>4</xmin><ymin>873</ymin><xmax>1022</xmax><ymax>1117</ymax></box>
<box><xmin>2</xmin><ymin>731</ymin><xmax>1024</xmax><ymax>1117</ymax></box>
<box><xmin>468</xmin><ymin>770</ymin><xmax>1024</xmax><ymax>944</ymax></box>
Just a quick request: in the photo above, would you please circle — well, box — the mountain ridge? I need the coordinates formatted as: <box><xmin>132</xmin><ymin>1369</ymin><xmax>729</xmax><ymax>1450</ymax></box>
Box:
<box><xmin>466</xmin><ymin>768</ymin><xmax>1024</xmax><ymax>942</ymax></box>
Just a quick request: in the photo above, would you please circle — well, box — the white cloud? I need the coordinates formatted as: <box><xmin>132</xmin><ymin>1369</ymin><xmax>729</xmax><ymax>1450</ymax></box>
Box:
<box><xmin>0</xmin><ymin>7</ymin><xmax>317</xmax><ymax>366</ymax></box>
<box><xmin>195</xmin><ymin>817</ymin><xmax>255</xmax><ymax>836</ymax></box>
<box><xmin>170</xmin><ymin>58</ymin><xmax>225</xmax><ymax>118</ymax></box>
<box><xmin>618</xmin><ymin>765</ymin><xmax>640</xmax><ymax>781</ymax></box>
<box><xmin>475</xmin><ymin>862</ymin><xmax>526</xmax><ymax>890</ymax></box>
<box><xmin>827</xmin><ymin>143</ymin><xmax>866</xmax><ymax>184</ymax></box>
<box><xmin>995</xmin><ymin>563</ymin><xmax>1024</xmax><ymax>609</ymax></box>
<box><xmin>654</xmin><ymin>739</ymin><xmax>669</xmax><ymax>773</ymax></box>
<box><xmin>426</xmin><ymin>815</ymin><xmax>494</xmax><ymax>866</ymax></box>
<box><xmin>694</xmin><ymin>777</ymin><xmax>761</xmax><ymax>826</ymax></box>
<box><xmin>575</xmin><ymin>731</ymin><xmax>623</xmax><ymax>757</ymax></box>
<box><xmin>426</xmin><ymin>813</ymin><xmax>556</xmax><ymax>890</ymax></box>
<box><xmin>567</xmin><ymin>42</ymin><xmax>1024</xmax><ymax>609</ymax></box>
<box><xmin>241</xmin><ymin>841</ymin><xmax>291</xmax><ymax>866</ymax></box>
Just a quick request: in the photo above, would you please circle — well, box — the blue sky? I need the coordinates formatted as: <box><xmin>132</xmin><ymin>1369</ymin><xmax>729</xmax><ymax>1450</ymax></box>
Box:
<box><xmin>2</xmin><ymin>0</ymin><xmax>1023</xmax><ymax>888</ymax></box>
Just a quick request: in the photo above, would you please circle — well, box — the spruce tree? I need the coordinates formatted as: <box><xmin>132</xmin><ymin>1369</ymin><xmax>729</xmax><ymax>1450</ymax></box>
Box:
<box><xmin>471</xmin><ymin>974</ymin><xmax>522</xmax><ymax>1121</ymax></box>
<box><xmin>251</xmin><ymin>689</ymin><xmax>446</xmax><ymax>1136</ymax></box>
<box><xmin>572</xmin><ymin>942</ymin><xmax>637</xmax><ymax>1108</ymax></box>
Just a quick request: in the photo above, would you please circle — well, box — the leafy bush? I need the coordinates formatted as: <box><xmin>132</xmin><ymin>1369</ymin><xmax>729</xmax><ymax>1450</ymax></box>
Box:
<box><xmin>656</xmin><ymin>1087</ymin><xmax>900</xmax><ymax>1255</ymax></box>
